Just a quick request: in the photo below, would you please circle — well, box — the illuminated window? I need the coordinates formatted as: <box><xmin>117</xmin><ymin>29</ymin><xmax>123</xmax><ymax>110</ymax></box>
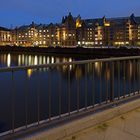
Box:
<box><xmin>78</xmin><ymin>41</ymin><xmax>81</xmax><ymax>45</ymax></box>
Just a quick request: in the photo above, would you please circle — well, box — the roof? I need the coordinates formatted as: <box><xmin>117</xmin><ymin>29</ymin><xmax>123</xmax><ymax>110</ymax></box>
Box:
<box><xmin>82</xmin><ymin>18</ymin><xmax>104</xmax><ymax>27</ymax></box>
<box><xmin>107</xmin><ymin>17</ymin><xmax>129</xmax><ymax>26</ymax></box>
<box><xmin>0</xmin><ymin>26</ymin><xmax>10</xmax><ymax>31</ymax></box>
<box><xmin>135</xmin><ymin>17</ymin><xmax>140</xmax><ymax>24</ymax></box>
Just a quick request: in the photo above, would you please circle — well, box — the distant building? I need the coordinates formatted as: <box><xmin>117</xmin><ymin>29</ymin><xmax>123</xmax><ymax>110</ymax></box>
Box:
<box><xmin>59</xmin><ymin>12</ymin><xmax>77</xmax><ymax>47</ymax></box>
<box><xmin>1</xmin><ymin>13</ymin><xmax>140</xmax><ymax>47</ymax></box>
<box><xmin>76</xmin><ymin>14</ymin><xmax>140</xmax><ymax>47</ymax></box>
<box><xmin>0</xmin><ymin>27</ymin><xmax>12</xmax><ymax>46</ymax></box>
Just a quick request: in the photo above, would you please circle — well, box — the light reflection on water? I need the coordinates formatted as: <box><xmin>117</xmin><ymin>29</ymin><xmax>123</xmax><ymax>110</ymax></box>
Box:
<box><xmin>0</xmin><ymin>53</ymin><xmax>73</xmax><ymax>67</ymax></box>
<box><xmin>0</xmin><ymin>53</ymin><xmax>73</xmax><ymax>78</ymax></box>
<box><xmin>7</xmin><ymin>53</ymin><xmax>11</xmax><ymax>67</ymax></box>
<box><xmin>0</xmin><ymin>53</ymin><xmax>136</xmax><ymax>81</ymax></box>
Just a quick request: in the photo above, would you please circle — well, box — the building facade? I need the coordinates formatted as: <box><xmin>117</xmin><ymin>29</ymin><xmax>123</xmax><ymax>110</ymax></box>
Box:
<box><xmin>1</xmin><ymin>13</ymin><xmax>140</xmax><ymax>47</ymax></box>
<box><xmin>76</xmin><ymin>14</ymin><xmax>140</xmax><ymax>47</ymax></box>
<box><xmin>0</xmin><ymin>27</ymin><xmax>13</xmax><ymax>46</ymax></box>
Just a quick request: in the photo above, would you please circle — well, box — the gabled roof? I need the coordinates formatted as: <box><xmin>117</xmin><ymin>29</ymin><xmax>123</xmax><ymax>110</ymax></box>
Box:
<box><xmin>17</xmin><ymin>25</ymin><xmax>30</xmax><ymax>30</ymax></box>
<box><xmin>36</xmin><ymin>24</ymin><xmax>48</xmax><ymax>29</ymax></box>
<box><xmin>107</xmin><ymin>17</ymin><xmax>129</xmax><ymax>25</ymax></box>
<box><xmin>82</xmin><ymin>18</ymin><xmax>104</xmax><ymax>27</ymax></box>
<box><xmin>0</xmin><ymin>26</ymin><xmax>10</xmax><ymax>31</ymax></box>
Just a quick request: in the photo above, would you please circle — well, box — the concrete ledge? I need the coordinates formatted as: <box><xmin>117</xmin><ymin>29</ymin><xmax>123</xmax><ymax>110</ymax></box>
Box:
<box><xmin>20</xmin><ymin>97</ymin><xmax>140</xmax><ymax>140</ymax></box>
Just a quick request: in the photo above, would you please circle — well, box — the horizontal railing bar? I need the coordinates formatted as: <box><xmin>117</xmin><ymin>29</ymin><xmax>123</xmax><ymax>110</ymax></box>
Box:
<box><xmin>0</xmin><ymin>56</ymin><xmax>140</xmax><ymax>72</ymax></box>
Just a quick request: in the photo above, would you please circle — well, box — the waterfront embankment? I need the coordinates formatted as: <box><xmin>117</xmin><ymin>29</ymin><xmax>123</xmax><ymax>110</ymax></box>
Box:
<box><xmin>0</xmin><ymin>46</ymin><xmax>140</xmax><ymax>58</ymax></box>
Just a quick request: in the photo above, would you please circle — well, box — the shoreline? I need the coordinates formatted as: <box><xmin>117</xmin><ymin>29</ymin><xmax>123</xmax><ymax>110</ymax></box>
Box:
<box><xmin>0</xmin><ymin>46</ymin><xmax>140</xmax><ymax>58</ymax></box>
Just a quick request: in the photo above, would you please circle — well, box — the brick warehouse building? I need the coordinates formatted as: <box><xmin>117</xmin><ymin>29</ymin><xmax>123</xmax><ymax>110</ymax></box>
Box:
<box><xmin>1</xmin><ymin>13</ymin><xmax>140</xmax><ymax>47</ymax></box>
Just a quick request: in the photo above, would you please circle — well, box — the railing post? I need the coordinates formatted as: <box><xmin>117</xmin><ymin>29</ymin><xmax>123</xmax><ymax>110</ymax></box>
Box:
<box><xmin>105</xmin><ymin>62</ymin><xmax>108</xmax><ymax>103</ymax></box>
<box><xmin>77</xmin><ymin>66</ymin><xmax>80</xmax><ymax>112</ymax></box>
<box><xmin>99</xmin><ymin>62</ymin><xmax>102</xmax><ymax>104</ymax></box>
<box><xmin>59</xmin><ymin>71</ymin><xmax>61</xmax><ymax>118</ymax></box>
<box><xmin>110</xmin><ymin>61</ymin><xmax>114</xmax><ymax>102</ymax></box>
<box><xmin>48</xmin><ymin>68</ymin><xmax>51</xmax><ymax>121</ymax></box>
<box><xmin>68</xmin><ymin>69</ymin><xmax>71</xmax><ymax>115</ymax></box>
<box><xmin>133</xmin><ymin>59</ymin><xmax>136</xmax><ymax>95</ymax></box>
<box><xmin>37</xmin><ymin>68</ymin><xmax>40</xmax><ymax>125</ymax></box>
<box><xmin>11</xmin><ymin>70</ymin><xmax>15</xmax><ymax>134</ymax></box>
<box><xmin>139</xmin><ymin>60</ymin><xmax>140</xmax><ymax>94</ymax></box>
<box><xmin>136</xmin><ymin>59</ymin><xmax>139</xmax><ymax>94</ymax></box>
<box><xmin>85</xmin><ymin>64</ymin><xmax>88</xmax><ymax>109</ymax></box>
<box><xmin>128</xmin><ymin>60</ymin><xmax>131</xmax><ymax>96</ymax></box>
<box><xmin>117</xmin><ymin>61</ymin><xmax>120</xmax><ymax>100</ymax></box>
<box><xmin>123</xmin><ymin>60</ymin><xmax>126</xmax><ymax>98</ymax></box>
<box><xmin>25</xmin><ymin>70</ymin><xmax>28</xmax><ymax>129</ymax></box>
<box><xmin>92</xmin><ymin>63</ymin><xmax>95</xmax><ymax>107</ymax></box>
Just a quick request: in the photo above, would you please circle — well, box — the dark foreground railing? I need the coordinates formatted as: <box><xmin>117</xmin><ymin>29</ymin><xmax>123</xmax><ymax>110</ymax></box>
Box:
<box><xmin>0</xmin><ymin>56</ymin><xmax>140</xmax><ymax>137</ymax></box>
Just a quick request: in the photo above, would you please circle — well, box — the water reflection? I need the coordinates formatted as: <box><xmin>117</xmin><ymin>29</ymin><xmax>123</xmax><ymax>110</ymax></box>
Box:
<box><xmin>0</xmin><ymin>53</ymin><xmax>139</xmax><ymax>81</ymax></box>
<box><xmin>129</xmin><ymin>61</ymin><xmax>133</xmax><ymax>78</ymax></box>
<box><xmin>27</xmin><ymin>69</ymin><xmax>33</xmax><ymax>78</ymax></box>
<box><xmin>94</xmin><ymin>62</ymin><xmax>102</xmax><ymax>76</ymax></box>
<box><xmin>7</xmin><ymin>53</ymin><xmax>11</xmax><ymax>67</ymax></box>
<box><xmin>0</xmin><ymin>53</ymin><xmax>74</xmax><ymax>78</ymax></box>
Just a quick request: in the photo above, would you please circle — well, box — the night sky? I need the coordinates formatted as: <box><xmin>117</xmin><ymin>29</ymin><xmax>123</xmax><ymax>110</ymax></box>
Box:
<box><xmin>1</xmin><ymin>0</ymin><xmax>140</xmax><ymax>28</ymax></box>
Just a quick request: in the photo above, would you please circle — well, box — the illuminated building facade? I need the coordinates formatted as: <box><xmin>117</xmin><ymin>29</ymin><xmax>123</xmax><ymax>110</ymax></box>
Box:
<box><xmin>60</xmin><ymin>12</ymin><xmax>77</xmax><ymax>47</ymax></box>
<box><xmin>76</xmin><ymin>14</ymin><xmax>140</xmax><ymax>47</ymax></box>
<box><xmin>0</xmin><ymin>27</ymin><xmax>13</xmax><ymax>46</ymax></box>
<box><xmin>1</xmin><ymin>13</ymin><xmax>140</xmax><ymax>47</ymax></box>
<box><xmin>12</xmin><ymin>13</ymin><xmax>76</xmax><ymax>47</ymax></box>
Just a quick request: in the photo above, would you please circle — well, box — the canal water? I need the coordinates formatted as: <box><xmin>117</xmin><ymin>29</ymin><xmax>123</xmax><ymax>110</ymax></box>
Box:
<box><xmin>0</xmin><ymin>53</ymin><xmax>140</xmax><ymax>134</ymax></box>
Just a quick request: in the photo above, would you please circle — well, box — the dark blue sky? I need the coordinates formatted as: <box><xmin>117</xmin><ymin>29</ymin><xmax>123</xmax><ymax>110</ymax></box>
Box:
<box><xmin>1</xmin><ymin>0</ymin><xmax>140</xmax><ymax>28</ymax></box>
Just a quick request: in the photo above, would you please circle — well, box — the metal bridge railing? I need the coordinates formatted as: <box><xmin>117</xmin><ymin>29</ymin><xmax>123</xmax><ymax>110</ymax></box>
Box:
<box><xmin>0</xmin><ymin>56</ymin><xmax>140</xmax><ymax>137</ymax></box>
